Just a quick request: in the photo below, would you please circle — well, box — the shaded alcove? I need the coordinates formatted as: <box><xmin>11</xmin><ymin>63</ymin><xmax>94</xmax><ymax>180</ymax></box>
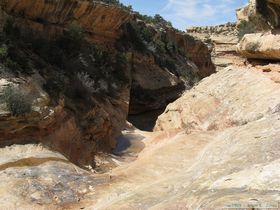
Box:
<box><xmin>127</xmin><ymin>107</ymin><xmax>166</xmax><ymax>131</ymax></box>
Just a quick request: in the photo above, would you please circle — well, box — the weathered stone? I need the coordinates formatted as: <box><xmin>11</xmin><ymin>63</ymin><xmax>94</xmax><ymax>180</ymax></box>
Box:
<box><xmin>187</xmin><ymin>23</ymin><xmax>245</xmax><ymax>71</ymax></box>
<box><xmin>237</xmin><ymin>32</ymin><xmax>280</xmax><ymax>60</ymax></box>
<box><xmin>236</xmin><ymin>0</ymin><xmax>280</xmax><ymax>31</ymax></box>
<box><xmin>155</xmin><ymin>66</ymin><xmax>280</xmax><ymax>131</ymax></box>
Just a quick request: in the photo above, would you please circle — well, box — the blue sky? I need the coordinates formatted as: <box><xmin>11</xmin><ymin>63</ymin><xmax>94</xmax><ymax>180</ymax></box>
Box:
<box><xmin>120</xmin><ymin>0</ymin><xmax>248</xmax><ymax>30</ymax></box>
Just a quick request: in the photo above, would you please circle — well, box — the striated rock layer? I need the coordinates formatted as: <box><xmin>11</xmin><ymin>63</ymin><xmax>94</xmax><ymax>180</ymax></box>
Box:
<box><xmin>187</xmin><ymin>23</ymin><xmax>245</xmax><ymax>71</ymax></box>
<box><xmin>3</xmin><ymin>0</ymin><xmax>131</xmax><ymax>43</ymax></box>
<box><xmin>238</xmin><ymin>32</ymin><xmax>280</xmax><ymax>60</ymax></box>
<box><xmin>236</xmin><ymin>0</ymin><xmax>280</xmax><ymax>30</ymax></box>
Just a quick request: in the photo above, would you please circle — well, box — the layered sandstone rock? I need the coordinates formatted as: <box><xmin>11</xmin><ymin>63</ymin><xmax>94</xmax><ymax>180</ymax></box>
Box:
<box><xmin>0</xmin><ymin>0</ymin><xmax>215</xmax><ymax>115</ymax></box>
<box><xmin>0</xmin><ymin>65</ymin><xmax>280</xmax><ymax>209</ymax></box>
<box><xmin>155</xmin><ymin>66</ymin><xmax>280</xmax><ymax>132</ymax></box>
<box><xmin>187</xmin><ymin>23</ymin><xmax>245</xmax><ymax>71</ymax></box>
<box><xmin>0</xmin><ymin>73</ymin><xmax>125</xmax><ymax>167</ymax></box>
<box><xmin>236</xmin><ymin>0</ymin><xmax>280</xmax><ymax>61</ymax></box>
<box><xmin>0</xmin><ymin>0</ymin><xmax>215</xmax><ymax>167</ymax></box>
<box><xmin>236</xmin><ymin>0</ymin><xmax>280</xmax><ymax>31</ymax></box>
<box><xmin>2</xmin><ymin>0</ymin><xmax>132</xmax><ymax>43</ymax></box>
<box><xmin>238</xmin><ymin>32</ymin><xmax>280</xmax><ymax>60</ymax></box>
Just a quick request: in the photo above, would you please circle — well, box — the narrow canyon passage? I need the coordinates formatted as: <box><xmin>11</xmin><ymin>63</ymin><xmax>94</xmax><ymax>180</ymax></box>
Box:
<box><xmin>127</xmin><ymin>107</ymin><xmax>166</xmax><ymax>131</ymax></box>
<box><xmin>0</xmin><ymin>0</ymin><xmax>280</xmax><ymax>209</ymax></box>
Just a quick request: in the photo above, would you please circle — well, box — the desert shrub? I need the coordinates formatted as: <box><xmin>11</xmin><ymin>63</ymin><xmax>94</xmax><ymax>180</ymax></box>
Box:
<box><xmin>91</xmin><ymin>46</ymin><xmax>111</xmax><ymax>67</ymax></box>
<box><xmin>134</xmin><ymin>13</ymin><xmax>172</xmax><ymax>27</ymax></box>
<box><xmin>155</xmin><ymin>56</ymin><xmax>176</xmax><ymax>72</ymax></box>
<box><xmin>238</xmin><ymin>20</ymin><xmax>256</xmax><ymax>40</ymax></box>
<box><xmin>77</xmin><ymin>72</ymin><xmax>96</xmax><ymax>93</ymax></box>
<box><xmin>3</xmin><ymin>17</ymin><xmax>21</xmax><ymax>40</ymax></box>
<box><xmin>246</xmin><ymin>41</ymin><xmax>261</xmax><ymax>52</ymax></box>
<box><xmin>32</xmin><ymin>38</ymin><xmax>65</xmax><ymax>67</ymax></box>
<box><xmin>57</xmin><ymin>23</ymin><xmax>85</xmax><ymax>54</ymax></box>
<box><xmin>31</xmin><ymin>24</ymin><xmax>85</xmax><ymax>67</ymax></box>
<box><xmin>0</xmin><ymin>44</ymin><xmax>8</xmax><ymax>59</ymax></box>
<box><xmin>43</xmin><ymin>71</ymin><xmax>66</xmax><ymax>100</ymax></box>
<box><xmin>140</xmin><ymin>27</ymin><xmax>153</xmax><ymax>43</ymax></box>
<box><xmin>3</xmin><ymin>86</ymin><xmax>32</xmax><ymax>116</ymax></box>
<box><xmin>153</xmin><ymin>39</ymin><xmax>166</xmax><ymax>54</ymax></box>
<box><xmin>114</xmin><ymin>53</ymin><xmax>129</xmax><ymax>84</ymax></box>
<box><xmin>0</xmin><ymin>0</ymin><xmax>7</xmax><ymax>9</ymax></box>
<box><xmin>153</xmin><ymin>14</ymin><xmax>172</xmax><ymax>27</ymax></box>
<box><xmin>125</xmin><ymin>22</ymin><xmax>147</xmax><ymax>51</ymax></box>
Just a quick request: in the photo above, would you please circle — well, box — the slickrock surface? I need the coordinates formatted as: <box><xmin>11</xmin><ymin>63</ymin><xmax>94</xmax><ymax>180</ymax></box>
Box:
<box><xmin>79</xmin><ymin>66</ymin><xmax>280</xmax><ymax>209</ymax></box>
<box><xmin>0</xmin><ymin>0</ymin><xmax>279</xmax><ymax>209</ymax></box>
<box><xmin>156</xmin><ymin>66</ymin><xmax>280</xmax><ymax>132</ymax></box>
<box><xmin>0</xmin><ymin>144</ymin><xmax>107</xmax><ymax>210</ymax></box>
<box><xmin>0</xmin><ymin>65</ymin><xmax>279</xmax><ymax>209</ymax></box>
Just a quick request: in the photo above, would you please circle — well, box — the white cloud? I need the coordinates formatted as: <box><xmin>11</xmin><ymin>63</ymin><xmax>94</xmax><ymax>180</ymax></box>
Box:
<box><xmin>161</xmin><ymin>0</ymin><xmax>243</xmax><ymax>29</ymax></box>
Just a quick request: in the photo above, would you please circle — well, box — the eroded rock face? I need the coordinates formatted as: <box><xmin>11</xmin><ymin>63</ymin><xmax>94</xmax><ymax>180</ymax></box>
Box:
<box><xmin>1</xmin><ymin>0</ymin><xmax>215</xmax><ymax>114</ymax></box>
<box><xmin>238</xmin><ymin>32</ymin><xmax>280</xmax><ymax>60</ymax></box>
<box><xmin>84</xmin><ymin>117</ymin><xmax>280</xmax><ymax>209</ymax></box>
<box><xmin>187</xmin><ymin>23</ymin><xmax>245</xmax><ymax>71</ymax></box>
<box><xmin>3</xmin><ymin>0</ymin><xmax>131</xmax><ymax>43</ymax></box>
<box><xmin>155</xmin><ymin>66</ymin><xmax>280</xmax><ymax>132</ymax></box>
<box><xmin>0</xmin><ymin>0</ymin><xmax>215</xmax><ymax>146</ymax></box>
<box><xmin>236</xmin><ymin>0</ymin><xmax>280</xmax><ymax>30</ymax></box>
<box><xmin>0</xmin><ymin>64</ymin><xmax>280</xmax><ymax>209</ymax></box>
<box><xmin>0</xmin><ymin>144</ymin><xmax>110</xmax><ymax>209</ymax></box>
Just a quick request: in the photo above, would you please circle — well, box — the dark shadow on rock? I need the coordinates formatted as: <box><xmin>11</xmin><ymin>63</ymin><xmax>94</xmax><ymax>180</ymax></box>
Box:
<box><xmin>128</xmin><ymin>108</ymin><xmax>166</xmax><ymax>131</ymax></box>
<box><xmin>113</xmin><ymin>132</ymin><xmax>145</xmax><ymax>156</ymax></box>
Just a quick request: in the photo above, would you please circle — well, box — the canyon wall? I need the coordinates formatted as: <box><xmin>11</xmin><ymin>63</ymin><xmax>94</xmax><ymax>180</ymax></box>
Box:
<box><xmin>187</xmin><ymin>23</ymin><xmax>245</xmax><ymax>71</ymax></box>
<box><xmin>237</xmin><ymin>0</ymin><xmax>280</xmax><ymax>60</ymax></box>
<box><xmin>0</xmin><ymin>0</ymin><xmax>214</xmax><ymax>166</ymax></box>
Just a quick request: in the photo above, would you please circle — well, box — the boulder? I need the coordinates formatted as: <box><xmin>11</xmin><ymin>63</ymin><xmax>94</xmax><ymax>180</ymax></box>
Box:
<box><xmin>237</xmin><ymin>32</ymin><xmax>280</xmax><ymax>60</ymax></box>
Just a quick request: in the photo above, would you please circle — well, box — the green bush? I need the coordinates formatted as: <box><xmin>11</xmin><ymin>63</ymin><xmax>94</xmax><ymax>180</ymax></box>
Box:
<box><xmin>238</xmin><ymin>20</ymin><xmax>256</xmax><ymax>40</ymax></box>
<box><xmin>153</xmin><ymin>39</ymin><xmax>166</xmax><ymax>54</ymax></box>
<box><xmin>3</xmin><ymin>86</ymin><xmax>32</xmax><ymax>116</ymax></box>
<box><xmin>57</xmin><ymin>23</ymin><xmax>85</xmax><ymax>54</ymax></box>
<box><xmin>0</xmin><ymin>0</ymin><xmax>7</xmax><ymax>9</ymax></box>
<box><xmin>114</xmin><ymin>53</ymin><xmax>129</xmax><ymax>84</ymax></box>
<box><xmin>246</xmin><ymin>41</ymin><xmax>261</xmax><ymax>52</ymax></box>
<box><xmin>0</xmin><ymin>45</ymin><xmax>8</xmax><ymax>59</ymax></box>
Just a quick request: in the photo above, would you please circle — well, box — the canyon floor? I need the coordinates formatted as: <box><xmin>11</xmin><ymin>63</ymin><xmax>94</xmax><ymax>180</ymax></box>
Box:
<box><xmin>0</xmin><ymin>0</ymin><xmax>280</xmax><ymax>209</ymax></box>
<box><xmin>0</xmin><ymin>64</ymin><xmax>280</xmax><ymax>210</ymax></box>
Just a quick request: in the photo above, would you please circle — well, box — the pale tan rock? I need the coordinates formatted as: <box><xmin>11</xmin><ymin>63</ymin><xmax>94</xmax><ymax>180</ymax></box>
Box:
<box><xmin>237</xmin><ymin>32</ymin><xmax>280</xmax><ymax>60</ymax></box>
<box><xmin>0</xmin><ymin>144</ymin><xmax>105</xmax><ymax>210</ymax></box>
<box><xmin>236</xmin><ymin>0</ymin><xmax>280</xmax><ymax>31</ymax></box>
<box><xmin>3</xmin><ymin>0</ymin><xmax>132</xmax><ymax>43</ymax></box>
<box><xmin>187</xmin><ymin>23</ymin><xmax>245</xmax><ymax>71</ymax></box>
<box><xmin>82</xmin><ymin>116</ymin><xmax>280</xmax><ymax>209</ymax></box>
<box><xmin>155</xmin><ymin>66</ymin><xmax>280</xmax><ymax>132</ymax></box>
<box><xmin>0</xmin><ymin>65</ymin><xmax>280</xmax><ymax>209</ymax></box>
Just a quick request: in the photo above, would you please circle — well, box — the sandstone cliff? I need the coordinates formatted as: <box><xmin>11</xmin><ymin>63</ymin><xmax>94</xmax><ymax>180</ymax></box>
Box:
<box><xmin>236</xmin><ymin>0</ymin><xmax>280</xmax><ymax>30</ymax></box>
<box><xmin>0</xmin><ymin>0</ymin><xmax>214</xmax><ymax>167</ymax></box>
<box><xmin>187</xmin><ymin>23</ymin><xmax>245</xmax><ymax>71</ymax></box>
<box><xmin>0</xmin><ymin>0</ymin><xmax>279</xmax><ymax>209</ymax></box>
<box><xmin>0</xmin><ymin>66</ymin><xmax>279</xmax><ymax>209</ymax></box>
<box><xmin>237</xmin><ymin>0</ymin><xmax>280</xmax><ymax>60</ymax></box>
